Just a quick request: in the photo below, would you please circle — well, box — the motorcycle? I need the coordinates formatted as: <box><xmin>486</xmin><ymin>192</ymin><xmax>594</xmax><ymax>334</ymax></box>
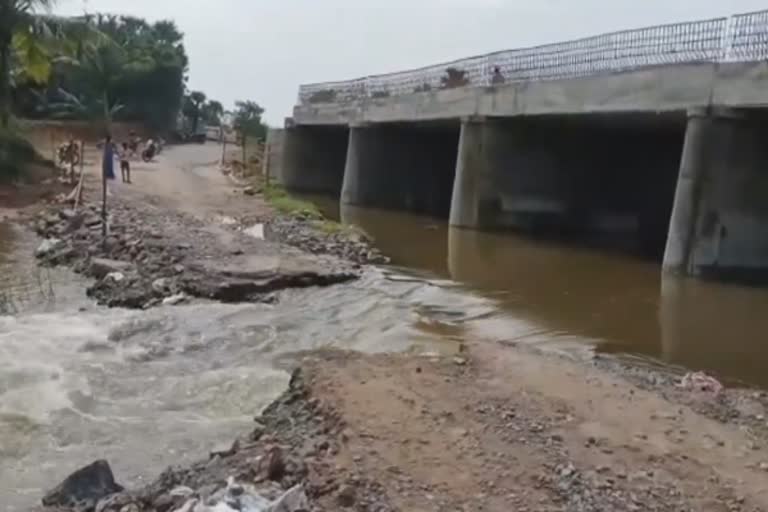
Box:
<box><xmin>141</xmin><ymin>141</ymin><xmax>158</xmax><ymax>162</ymax></box>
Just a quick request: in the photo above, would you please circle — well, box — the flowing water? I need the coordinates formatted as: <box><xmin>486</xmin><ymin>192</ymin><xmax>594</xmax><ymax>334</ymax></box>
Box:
<box><xmin>0</xmin><ymin>221</ymin><xmax>485</xmax><ymax>510</ymax></box>
<box><xmin>5</xmin><ymin>198</ymin><xmax>768</xmax><ymax>509</ymax></box>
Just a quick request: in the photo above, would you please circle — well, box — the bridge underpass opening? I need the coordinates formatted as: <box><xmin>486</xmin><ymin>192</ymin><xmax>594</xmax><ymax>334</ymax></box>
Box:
<box><xmin>341</xmin><ymin>121</ymin><xmax>460</xmax><ymax>218</ymax></box>
<box><xmin>281</xmin><ymin>125</ymin><xmax>349</xmax><ymax>196</ymax></box>
<box><xmin>451</xmin><ymin>113</ymin><xmax>686</xmax><ymax>260</ymax></box>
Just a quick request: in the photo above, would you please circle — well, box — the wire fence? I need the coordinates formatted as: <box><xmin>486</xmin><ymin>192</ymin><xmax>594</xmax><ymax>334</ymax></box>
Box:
<box><xmin>298</xmin><ymin>9</ymin><xmax>768</xmax><ymax>104</ymax></box>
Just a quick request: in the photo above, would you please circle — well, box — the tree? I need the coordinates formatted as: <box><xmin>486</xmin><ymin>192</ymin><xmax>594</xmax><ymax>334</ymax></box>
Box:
<box><xmin>233</xmin><ymin>100</ymin><xmax>267</xmax><ymax>141</ymax></box>
<box><xmin>182</xmin><ymin>90</ymin><xmax>206</xmax><ymax>133</ymax></box>
<box><xmin>53</xmin><ymin>36</ymin><xmax>147</xmax><ymax>133</ymax></box>
<box><xmin>0</xmin><ymin>0</ymin><xmax>55</xmax><ymax>128</ymax></box>
<box><xmin>202</xmin><ymin>99</ymin><xmax>223</xmax><ymax>126</ymax></box>
<box><xmin>14</xmin><ymin>14</ymin><xmax>189</xmax><ymax>132</ymax></box>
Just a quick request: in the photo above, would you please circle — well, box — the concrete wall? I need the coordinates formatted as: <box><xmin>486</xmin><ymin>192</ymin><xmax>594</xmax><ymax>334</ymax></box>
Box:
<box><xmin>342</xmin><ymin>122</ymin><xmax>459</xmax><ymax>217</ymax></box>
<box><xmin>293</xmin><ymin>62</ymin><xmax>768</xmax><ymax>127</ymax></box>
<box><xmin>265</xmin><ymin>128</ymin><xmax>285</xmax><ymax>182</ymax></box>
<box><xmin>281</xmin><ymin>125</ymin><xmax>349</xmax><ymax>195</ymax></box>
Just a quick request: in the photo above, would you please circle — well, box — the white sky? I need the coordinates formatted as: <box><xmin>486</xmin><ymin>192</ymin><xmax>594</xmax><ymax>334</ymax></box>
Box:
<box><xmin>55</xmin><ymin>0</ymin><xmax>768</xmax><ymax>125</ymax></box>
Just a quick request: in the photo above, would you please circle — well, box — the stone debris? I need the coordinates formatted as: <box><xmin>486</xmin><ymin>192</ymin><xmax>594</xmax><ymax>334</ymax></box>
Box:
<box><xmin>35</xmin><ymin>237</ymin><xmax>63</xmax><ymax>258</ymax></box>
<box><xmin>679</xmin><ymin>371</ymin><xmax>724</xmax><ymax>395</ymax></box>
<box><xmin>42</xmin><ymin>460</ymin><xmax>124</xmax><ymax>511</ymax></box>
<box><xmin>31</xmin><ymin>199</ymin><xmax>359</xmax><ymax>310</ymax></box>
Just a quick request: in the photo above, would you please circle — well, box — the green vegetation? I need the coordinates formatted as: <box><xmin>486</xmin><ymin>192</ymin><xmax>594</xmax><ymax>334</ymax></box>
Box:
<box><xmin>233</xmin><ymin>100</ymin><xmax>267</xmax><ymax>141</ymax></box>
<box><xmin>0</xmin><ymin>126</ymin><xmax>40</xmax><ymax>181</ymax></box>
<box><xmin>1</xmin><ymin>0</ymin><xmax>64</xmax><ymax>129</ymax></box>
<box><xmin>14</xmin><ymin>13</ymin><xmax>188</xmax><ymax>132</ymax></box>
<box><xmin>263</xmin><ymin>183</ymin><xmax>322</xmax><ymax>218</ymax></box>
<box><xmin>262</xmin><ymin>183</ymin><xmax>367</xmax><ymax>238</ymax></box>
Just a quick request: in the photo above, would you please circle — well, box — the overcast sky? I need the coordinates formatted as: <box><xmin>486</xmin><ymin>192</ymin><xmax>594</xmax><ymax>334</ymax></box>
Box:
<box><xmin>55</xmin><ymin>0</ymin><xmax>768</xmax><ymax>125</ymax></box>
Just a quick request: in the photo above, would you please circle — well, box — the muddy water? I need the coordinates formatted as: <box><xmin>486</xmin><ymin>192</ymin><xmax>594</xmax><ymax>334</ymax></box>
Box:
<box><xmin>0</xmin><ymin>223</ymin><xmax>486</xmax><ymax>510</ymax></box>
<box><xmin>296</xmin><ymin>199</ymin><xmax>768</xmax><ymax>389</ymax></box>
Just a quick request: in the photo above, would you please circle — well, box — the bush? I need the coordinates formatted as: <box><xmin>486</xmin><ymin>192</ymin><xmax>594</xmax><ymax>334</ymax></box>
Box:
<box><xmin>0</xmin><ymin>130</ymin><xmax>37</xmax><ymax>183</ymax></box>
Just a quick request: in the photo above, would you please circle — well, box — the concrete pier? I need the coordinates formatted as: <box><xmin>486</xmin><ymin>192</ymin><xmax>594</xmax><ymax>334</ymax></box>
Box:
<box><xmin>663</xmin><ymin>108</ymin><xmax>768</xmax><ymax>280</ymax></box>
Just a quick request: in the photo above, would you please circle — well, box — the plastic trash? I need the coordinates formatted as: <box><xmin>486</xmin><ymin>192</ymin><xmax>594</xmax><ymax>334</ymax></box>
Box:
<box><xmin>679</xmin><ymin>371</ymin><xmax>723</xmax><ymax>394</ymax></box>
<box><xmin>171</xmin><ymin>479</ymin><xmax>308</xmax><ymax>512</ymax></box>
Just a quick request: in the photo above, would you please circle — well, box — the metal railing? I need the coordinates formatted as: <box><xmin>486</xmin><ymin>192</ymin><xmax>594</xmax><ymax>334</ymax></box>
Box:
<box><xmin>298</xmin><ymin>9</ymin><xmax>768</xmax><ymax>105</ymax></box>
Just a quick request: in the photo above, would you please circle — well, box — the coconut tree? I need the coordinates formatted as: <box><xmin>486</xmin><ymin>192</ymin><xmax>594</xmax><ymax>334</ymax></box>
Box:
<box><xmin>0</xmin><ymin>0</ymin><xmax>57</xmax><ymax>128</ymax></box>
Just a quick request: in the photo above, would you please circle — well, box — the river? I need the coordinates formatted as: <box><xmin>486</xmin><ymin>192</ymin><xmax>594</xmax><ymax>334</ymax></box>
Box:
<box><xmin>4</xmin><ymin>200</ymin><xmax>768</xmax><ymax>509</ymax></box>
<box><xmin>321</xmin><ymin>200</ymin><xmax>768</xmax><ymax>388</ymax></box>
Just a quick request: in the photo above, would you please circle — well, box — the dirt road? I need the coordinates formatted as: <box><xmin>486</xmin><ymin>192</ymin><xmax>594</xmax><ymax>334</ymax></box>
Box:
<box><xmin>110</xmin><ymin>142</ymin><xmax>268</xmax><ymax>221</ymax></box>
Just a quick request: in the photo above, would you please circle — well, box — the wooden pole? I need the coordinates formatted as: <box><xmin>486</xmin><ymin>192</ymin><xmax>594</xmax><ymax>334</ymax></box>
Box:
<box><xmin>72</xmin><ymin>141</ymin><xmax>86</xmax><ymax>211</ymax></box>
<box><xmin>101</xmin><ymin>144</ymin><xmax>107</xmax><ymax>240</ymax></box>
<box><xmin>242</xmin><ymin>135</ymin><xmax>247</xmax><ymax>169</ymax></box>
<box><xmin>262</xmin><ymin>139</ymin><xmax>271</xmax><ymax>188</ymax></box>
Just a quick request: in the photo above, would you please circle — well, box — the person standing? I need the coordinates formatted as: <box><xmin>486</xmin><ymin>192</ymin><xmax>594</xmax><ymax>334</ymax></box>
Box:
<box><xmin>119</xmin><ymin>142</ymin><xmax>131</xmax><ymax>183</ymax></box>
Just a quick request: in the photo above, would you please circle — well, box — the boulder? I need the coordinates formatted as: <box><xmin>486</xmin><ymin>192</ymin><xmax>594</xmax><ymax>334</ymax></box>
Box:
<box><xmin>89</xmin><ymin>258</ymin><xmax>135</xmax><ymax>279</ymax></box>
<box><xmin>42</xmin><ymin>460</ymin><xmax>124</xmax><ymax>510</ymax></box>
<box><xmin>35</xmin><ymin>238</ymin><xmax>63</xmax><ymax>258</ymax></box>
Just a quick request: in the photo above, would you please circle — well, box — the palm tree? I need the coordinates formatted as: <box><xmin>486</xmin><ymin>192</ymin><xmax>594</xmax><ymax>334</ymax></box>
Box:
<box><xmin>183</xmin><ymin>90</ymin><xmax>206</xmax><ymax>133</ymax></box>
<box><xmin>203</xmin><ymin>99</ymin><xmax>223</xmax><ymax>126</ymax></box>
<box><xmin>0</xmin><ymin>0</ymin><xmax>56</xmax><ymax>128</ymax></box>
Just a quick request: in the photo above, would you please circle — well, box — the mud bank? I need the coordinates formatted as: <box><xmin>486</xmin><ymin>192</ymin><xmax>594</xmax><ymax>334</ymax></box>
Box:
<box><xmin>29</xmin><ymin>195</ymin><xmax>365</xmax><ymax>309</ymax></box>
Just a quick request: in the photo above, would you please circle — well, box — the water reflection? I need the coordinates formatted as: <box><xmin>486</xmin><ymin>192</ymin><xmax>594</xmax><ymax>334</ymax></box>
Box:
<box><xmin>331</xmin><ymin>200</ymin><xmax>768</xmax><ymax>388</ymax></box>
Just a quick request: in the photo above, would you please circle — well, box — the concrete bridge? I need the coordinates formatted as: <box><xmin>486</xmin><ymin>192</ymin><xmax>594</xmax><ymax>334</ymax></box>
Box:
<box><xmin>270</xmin><ymin>9</ymin><xmax>768</xmax><ymax>282</ymax></box>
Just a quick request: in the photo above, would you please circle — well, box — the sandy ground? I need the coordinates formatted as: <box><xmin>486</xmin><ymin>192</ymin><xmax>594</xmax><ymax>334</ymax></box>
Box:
<box><xmin>33</xmin><ymin>142</ymin><xmax>768</xmax><ymax>512</ymax></box>
<box><xmin>301</xmin><ymin>344</ymin><xmax>768</xmax><ymax>511</ymax></box>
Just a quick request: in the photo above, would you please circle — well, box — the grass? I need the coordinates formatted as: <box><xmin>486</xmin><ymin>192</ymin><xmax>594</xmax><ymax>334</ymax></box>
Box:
<box><xmin>262</xmin><ymin>183</ymin><xmax>370</xmax><ymax>240</ymax></box>
<box><xmin>263</xmin><ymin>183</ymin><xmax>323</xmax><ymax>218</ymax></box>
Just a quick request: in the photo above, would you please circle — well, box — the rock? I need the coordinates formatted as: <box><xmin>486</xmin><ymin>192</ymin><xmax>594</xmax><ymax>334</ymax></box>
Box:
<box><xmin>162</xmin><ymin>293</ymin><xmax>189</xmax><ymax>306</ymax></box>
<box><xmin>243</xmin><ymin>186</ymin><xmax>258</xmax><ymax>196</ymax></box>
<box><xmin>107</xmin><ymin>272</ymin><xmax>125</xmax><ymax>282</ymax></box>
<box><xmin>265</xmin><ymin>446</ymin><xmax>286</xmax><ymax>481</ymax></box>
<box><xmin>35</xmin><ymin>238</ymin><xmax>63</xmax><ymax>258</ymax></box>
<box><xmin>267</xmin><ymin>485</ymin><xmax>309</xmax><ymax>512</ymax></box>
<box><xmin>95</xmin><ymin>493</ymin><xmax>135</xmax><ymax>512</ymax></box>
<box><xmin>42</xmin><ymin>460</ymin><xmax>124</xmax><ymax>510</ymax></box>
<box><xmin>89</xmin><ymin>258</ymin><xmax>135</xmax><ymax>279</ymax></box>
<box><xmin>336</xmin><ymin>484</ymin><xmax>356</xmax><ymax>508</ymax></box>
<box><xmin>453</xmin><ymin>357</ymin><xmax>468</xmax><ymax>366</ymax></box>
<box><xmin>210</xmin><ymin>439</ymin><xmax>240</xmax><ymax>459</ymax></box>
<box><xmin>59</xmin><ymin>208</ymin><xmax>78</xmax><ymax>220</ymax></box>
<box><xmin>85</xmin><ymin>215</ymin><xmax>102</xmax><ymax>228</ymax></box>
<box><xmin>152</xmin><ymin>278</ymin><xmax>171</xmax><ymax>294</ymax></box>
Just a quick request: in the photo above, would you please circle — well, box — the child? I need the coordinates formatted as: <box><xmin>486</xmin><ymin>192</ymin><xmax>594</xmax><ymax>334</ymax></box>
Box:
<box><xmin>120</xmin><ymin>142</ymin><xmax>131</xmax><ymax>183</ymax></box>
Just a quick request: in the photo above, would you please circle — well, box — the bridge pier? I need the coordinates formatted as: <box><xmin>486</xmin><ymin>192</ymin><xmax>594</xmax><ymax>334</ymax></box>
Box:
<box><xmin>341</xmin><ymin>122</ymin><xmax>459</xmax><ymax>217</ymax></box>
<box><xmin>280</xmin><ymin>125</ymin><xmax>349</xmax><ymax>195</ymax></box>
<box><xmin>449</xmin><ymin>118</ymin><xmax>501</xmax><ymax>229</ymax></box>
<box><xmin>663</xmin><ymin>108</ymin><xmax>768</xmax><ymax>281</ymax></box>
